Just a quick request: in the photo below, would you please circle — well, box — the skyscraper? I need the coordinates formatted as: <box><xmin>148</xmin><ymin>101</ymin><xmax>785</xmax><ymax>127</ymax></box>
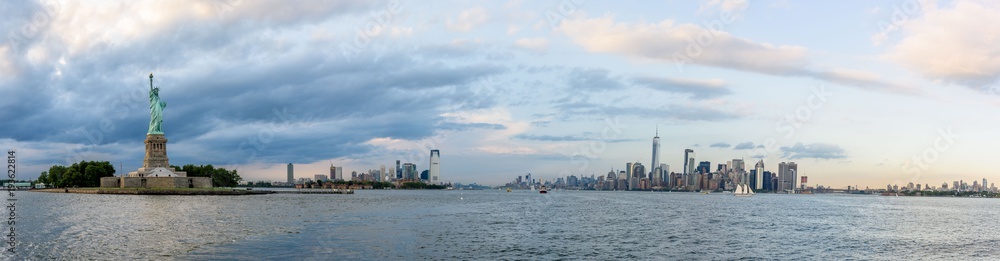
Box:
<box><xmin>778</xmin><ymin>162</ymin><xmax>798</xmax><ymax>191</ymax></box>
<box><xmin>631</xmin><ymin>163</ymin><xmax>645</xmax><ymax>179</ymax></box>
<box><xmin>396</xmin><ymin>160</ymin><xmax>402</xmax><ymax>179</ymax></box>
<box><xmin>287</xmin><ymin>163</ymin><xmax>294</xmax><ymax>184</ymax></box>
<box><xmin>686</xmin><ymin>151</ymin><xmax>696</xmax><ymax>187</ymax></box>
<box><xmin>754</xmin><ymin>160</ymin><xmax>765</xmax><ymax>190</ymax></box>
<box><xmin>683</xmin><ymin>149</ymin><xmax>694</xmax><ymax>187</ymax></box>
<box><xmin>626</xmin><ymin>162</ymin><xmax>633</xmax><ymax>181</ymax></box>
<box><xmin>659</xmin><ymin>163</ymin><xmax>669</xmax><ymax>186</ymax></box>
<box><xmin>380</xmin><ymin>165</ymin><xmax>386</xmax><ymax>182</ymax></box>
<box><xmin>683</xmin><ymin>149</ymin><xmax>693</xmax><ymax>175</ymax></box>
<box><xmin>651</xmin><ymin>127</ymin><xmax>660</xmax><ymax>181</ymax></box>
<box><xmin>429</xmin><ymin>149</ymin><xmax>441</xmax><ymax>184</ymax></box>
<box><xmin>697</xmin><ymin>161</ymin><xmax>711</xmax><ymax>174</ymax></box>
<box><xmin>403</xmin><ymin>163</ymin><xmax>417</xmax><ymax>180</ymax></box>
<box><xmin>731</xmin><ymin>158</ymin><xmax>745</xmax><ymax>185</ymax></box>
<box><xmin>631</xmin><ymin>163</ymin><xmax>644</xmax><ymax>190</ymax></box>
<box><xmin>789</xmin><ymin>163</ymin><xmax>798</xmax><ymax>191</ymax></box>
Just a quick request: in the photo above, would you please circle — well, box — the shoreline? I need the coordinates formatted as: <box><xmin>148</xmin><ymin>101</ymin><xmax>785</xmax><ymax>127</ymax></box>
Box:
<box><xmin>32</xmin><ymin>188</ymin><xmax>275</xmax><ymax>195</ymax></box>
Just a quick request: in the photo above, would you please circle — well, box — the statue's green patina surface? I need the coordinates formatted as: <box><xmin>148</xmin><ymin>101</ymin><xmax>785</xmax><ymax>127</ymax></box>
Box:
<box><xmin>148</xmin><ymin>73</ymin><xmax>166</xmax><ymax>135</ymax></box>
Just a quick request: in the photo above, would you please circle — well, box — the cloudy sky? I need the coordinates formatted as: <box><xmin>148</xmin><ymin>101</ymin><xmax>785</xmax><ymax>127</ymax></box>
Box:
<box><xmin>2</xmin><ymin>0</ymin><xmax>998</xmax><ymax>188</ymax></box>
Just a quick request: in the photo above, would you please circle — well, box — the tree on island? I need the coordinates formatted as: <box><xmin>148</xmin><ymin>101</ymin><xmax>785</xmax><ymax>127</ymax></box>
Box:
<box><xmin>400</xmin><ymin>182</ymin><xmax>447</xmax><ymax>189</ymax></box>
<box><xmin>38</xmin><ymin>161</ymin><xmax>115</xmax><ymax>187</ymax></box>
<box><xmin>327</xmin><ymin>180</ymin><xmax>394</xmax><ymax>189</ymax></box>
<box><xmin>171</xmin><ymin>164</ymin><xmax>243</xmax><ymax>187</ymax></box>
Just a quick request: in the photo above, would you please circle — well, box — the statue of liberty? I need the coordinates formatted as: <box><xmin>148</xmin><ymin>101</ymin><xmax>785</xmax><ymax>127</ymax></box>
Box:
<box><xmin>148</xmin><ymin>73</ymin><xmax>166</xmax><ymax>134</ymax></box>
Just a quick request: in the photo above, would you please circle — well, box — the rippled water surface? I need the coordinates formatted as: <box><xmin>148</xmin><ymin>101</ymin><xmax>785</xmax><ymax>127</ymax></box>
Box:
<box><xmin>14</xmin><ymin>190</ymin><xmax>1000</xmax><ymax>260</ymax></box>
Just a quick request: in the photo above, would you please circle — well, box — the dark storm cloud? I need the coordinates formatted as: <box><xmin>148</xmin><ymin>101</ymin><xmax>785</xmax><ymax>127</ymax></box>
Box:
<box><xmin>513</xmin><ymin>134</ymin><xmax>587</xmax><ymax>141</ymax></box>
<box><xmin>437</xmin><ymin>122</ymin><xmax>507</xmax><ymax>131</ymax></box>
<box><xmin>512</xmin><ymin>134</ymin><xmax>637</xmax><ymax>143</ymax></box>
<box><xmin>733</xmin><ymin>142</ymin><xmax>755</xmax><ymax>150</ymax></box>
<box><xmin>709</xmin><ymin>142</ymin><xmax>731</xmax><ymax>148</ymax></box>
<box><xmin>552</xmin><ymin>101</ymin><xmax>740</xmax><ymax>122</ymax></box>
<box><xmin>566</xmin><ymin>68</ymin><xmax>624</xmax><ymax>91</ymax></box>
<box><xmin>780</xmin><ymin>143</ymin><xmax>848</xmax><ymax>160</ymax></box>
<box><xmin>0</xmin><ymin>1</ymin><xmax>510</xmax><ymax>169</ymax></box>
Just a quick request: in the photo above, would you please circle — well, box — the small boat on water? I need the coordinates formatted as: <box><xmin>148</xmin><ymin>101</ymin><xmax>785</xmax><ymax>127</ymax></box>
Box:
<box><xmin>539</xmin><ymin>185</ymin><xmax>548</xmax><ymax>194</ymax></box>
<box><xmin>506</xmin><ymin>187</ymin><xmax>512</xmax><ymax>193</ymax></box>
<box><xmin>734</xmin><ymin>183</ymin><xmax>754</xmax><ymax>197</ymax></box>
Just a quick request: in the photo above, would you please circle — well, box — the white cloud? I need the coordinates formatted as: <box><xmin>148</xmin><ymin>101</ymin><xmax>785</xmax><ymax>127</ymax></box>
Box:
<box><xmin>364</xmin><ymin>137</ymin><xmax>414</xmax><ymax>151</ymax></box>
<box><xmin>769</xmin><ymin>0</ymin><xmax>792</xmax><ymax>10</ymax></box>
<box><xmin>447</xmin><ymin>7</ymin><xmax>489</xmax><ymax>32</ymax></box>
<box><xmin>39</xmin><ymin>0</ymin><xmax>371</xmax><ymax>57</ymax></box>
<box><xmin>390</xmin><ymin>27</ymin><xmax>413</xmax><ymax>37</ymax></box>
<box><xmin>560</xmin><ymin>16</ymin><xmax>916</xmax><ymax>94</ymax></box>
<box><xmin>806</xmin><ymin>68</ymin><xmax>921</xmax><ymax>94</ymax></box>
<box><xmin>507</xmin><ymin>25</ymin><xmax>520</xmax><ymax>35</ymax></box>
<box><xmin>513</xmin><ymin>37</ymin><xmax>549</xmax><ymax>53</ymax></box>
<box><xmin>866</xmin><ymin>6</ymin><xmax>881</xmax><ymax>15</ymax></box>
<box><xmin>476</xmin><ymin>146</ymin><xmax>536</xmax><ymax>155</ymax></box>
<box><xmin>883</xmin><ymin>0</ymin><xmax>1000</xmax><ymax>89</ymax></box>
<box><xmin>0</xmin><ymin>46</ymin><xmax>15</xmax><ymax>77</ymax></box>
<box><xmin>560</xmin><ymin>16</ymin><xmax>809</xmax><ymax>74</ymax></box>
<box><xmin>700</xmin><ymin>0</ymin><xmax>750</xmax><ymax>17</ymax></box>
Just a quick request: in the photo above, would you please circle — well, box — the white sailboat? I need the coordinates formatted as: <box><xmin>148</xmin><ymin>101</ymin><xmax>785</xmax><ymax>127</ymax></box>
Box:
<box><xmin>735</xmin><ymin>183</ymin><xmax>754</xmax><ymax>197</ymax></box>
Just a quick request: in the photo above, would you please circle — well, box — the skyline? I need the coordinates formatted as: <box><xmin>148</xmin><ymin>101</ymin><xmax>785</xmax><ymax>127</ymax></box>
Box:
<box><xmin>2</xmin><ymin>0</ymin><xmax>999</xmax><ymax>187</ymax></box>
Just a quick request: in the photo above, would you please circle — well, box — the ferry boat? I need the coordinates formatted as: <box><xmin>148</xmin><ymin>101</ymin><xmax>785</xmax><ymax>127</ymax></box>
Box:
<box><xmin>539</xmin><ymin>185</ymin><xmax>548</xmax><ymax>194</ymax></box>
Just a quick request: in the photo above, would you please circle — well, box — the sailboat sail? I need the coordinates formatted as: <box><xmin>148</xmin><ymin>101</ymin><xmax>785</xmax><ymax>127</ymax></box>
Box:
<box><xmin>735</xmin><ymin>183</ymin><xmax>754</xmax><ymax>197</ymax></box>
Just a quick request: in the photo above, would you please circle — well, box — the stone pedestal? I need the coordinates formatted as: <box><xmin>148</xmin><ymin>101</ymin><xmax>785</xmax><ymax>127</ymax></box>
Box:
<box><xmin>127</xmin><ymin>134</ymin><xmax>187</xmax><ymax>178</ymax></box>
<box><xmin>115</xmin><ymin>133</ymin><xmax>205</xmax><ymax>187</ymax></box>
<box><xmin>144</xmin><ymin>134</ymin><xmax>169</xmax><ymax>169</ymax></box>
